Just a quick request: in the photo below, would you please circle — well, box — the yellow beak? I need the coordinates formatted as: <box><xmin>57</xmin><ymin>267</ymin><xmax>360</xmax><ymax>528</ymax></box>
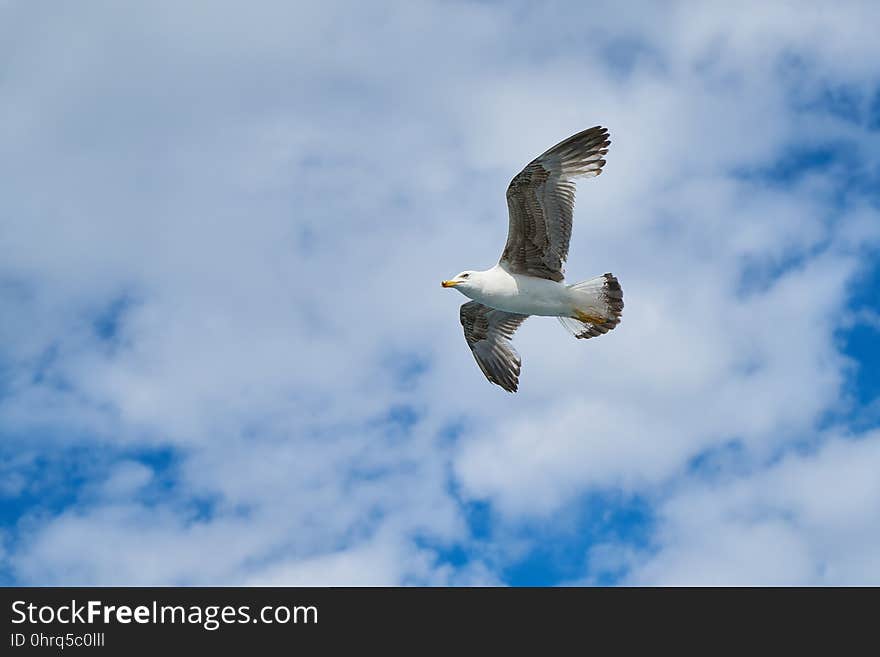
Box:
<box><xmin>441</xmin><ymin>280</ymin><xmax>459</xmax><ymax>288</ymax></box>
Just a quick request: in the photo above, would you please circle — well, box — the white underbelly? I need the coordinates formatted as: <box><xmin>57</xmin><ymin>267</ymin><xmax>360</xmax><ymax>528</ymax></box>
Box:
<box><xmin>469</xmin><ymin>274</ymin><xmax>573</xmax><ymax>316</ymax></box>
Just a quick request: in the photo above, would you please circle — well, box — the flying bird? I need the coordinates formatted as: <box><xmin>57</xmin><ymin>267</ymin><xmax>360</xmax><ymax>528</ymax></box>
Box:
<box><xmin>442</xmin><ymin>126</ymin><xmax>622</xmax><ymax>392</ymax></box>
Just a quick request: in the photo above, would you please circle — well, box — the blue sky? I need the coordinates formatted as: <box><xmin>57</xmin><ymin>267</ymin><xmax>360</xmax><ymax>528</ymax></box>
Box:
<box><xmin>2</xmin><ymin>1</ymin><xmax>880</xmax><ymax>585</ymax></box>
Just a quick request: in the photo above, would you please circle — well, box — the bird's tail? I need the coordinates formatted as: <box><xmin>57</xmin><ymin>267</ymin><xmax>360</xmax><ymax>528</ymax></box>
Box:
<box><xmin>557</xmin><ymin>273</ymin><xmax>623</xmax><ymax>339</ymax></box>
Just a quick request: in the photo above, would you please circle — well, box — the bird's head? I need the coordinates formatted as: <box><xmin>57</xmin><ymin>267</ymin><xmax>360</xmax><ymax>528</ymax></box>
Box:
<box><xmin>441</xmin><ymin>270</ymin><xmax>479</xmax><ymax>292</ymax></box>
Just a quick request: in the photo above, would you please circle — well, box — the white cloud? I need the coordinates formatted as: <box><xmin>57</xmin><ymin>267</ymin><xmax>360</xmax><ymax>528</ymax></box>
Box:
<box><xmin>1</xmin><ymin>1</ymin><xmax>879</xmax><ymax>585</ymax></box>
<box><xmin>97</xmin><ymin>461</ymin><xmax>154</xmax><ymax>499</ymax></box>
<box><xmin>606</xmin><ymin>430</ymin><xmax>880</xmax><ymax>585</ymax></box>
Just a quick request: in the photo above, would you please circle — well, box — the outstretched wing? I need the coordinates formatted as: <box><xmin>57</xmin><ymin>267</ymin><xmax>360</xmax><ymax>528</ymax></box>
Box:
<box><xmin>460</xmin><ymin>301</ymin><xmax>528</xmax><ymax>393</ymax></box>
<box><xmin>501</xmin><ymin>126</ymin><xmax>610</xmax><ymax>282</ymax></box>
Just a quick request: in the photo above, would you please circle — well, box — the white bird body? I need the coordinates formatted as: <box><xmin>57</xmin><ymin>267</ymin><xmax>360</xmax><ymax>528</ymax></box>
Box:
<box><xmin>441</xmin><ymin>126</ymin><xmax>623</xmax><ymax>392</ymax></box>
<box><xmin>454</xmin><ymin>265</ymin><xmax>577</xmax><ymax>317</ymax></box>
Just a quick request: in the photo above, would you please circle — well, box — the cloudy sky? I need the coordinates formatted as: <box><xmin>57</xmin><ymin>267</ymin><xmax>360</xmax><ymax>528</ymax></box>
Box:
<box><xmin>2</xmin><ymin>0</ymin><xmax>879</xmax><ymax>586</ymax></box>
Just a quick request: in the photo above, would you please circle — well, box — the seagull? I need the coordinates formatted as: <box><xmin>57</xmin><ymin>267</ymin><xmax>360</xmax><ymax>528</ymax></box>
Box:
<box><xmin>441</xmin><ymin>126</ymin><xmax>622</xmax><ymax>393</ymax></box>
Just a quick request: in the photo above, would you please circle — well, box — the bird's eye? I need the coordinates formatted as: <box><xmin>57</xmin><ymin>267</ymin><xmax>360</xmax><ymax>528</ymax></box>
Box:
<box><xmin>462</xmin><ymin>273</ymin><xmax>469</xmax><ymax>278</ymax></box>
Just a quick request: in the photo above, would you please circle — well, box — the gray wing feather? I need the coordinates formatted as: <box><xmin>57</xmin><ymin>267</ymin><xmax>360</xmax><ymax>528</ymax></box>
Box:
<box><xmin>501</xmin><ymin>126</ymin><xmax>610</xmax><ymax>281</ymax></box>
<box><xmin>460</xmin><ymin>301</ymin><xmax>528</xmax><ymax>393</ymax></box>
